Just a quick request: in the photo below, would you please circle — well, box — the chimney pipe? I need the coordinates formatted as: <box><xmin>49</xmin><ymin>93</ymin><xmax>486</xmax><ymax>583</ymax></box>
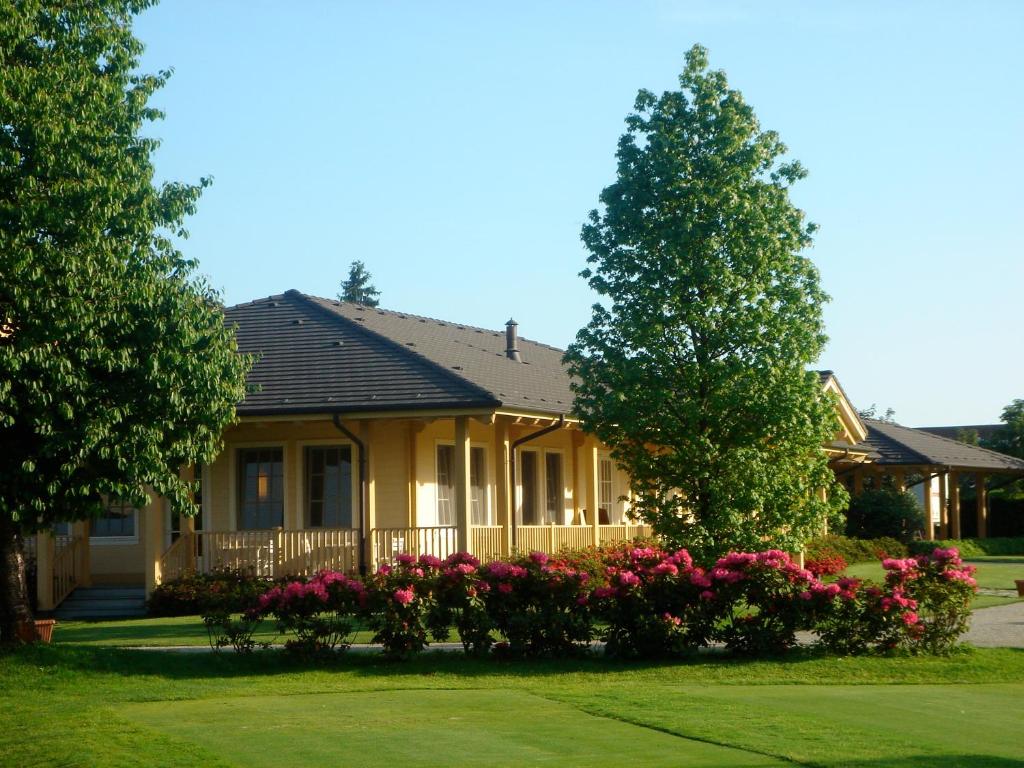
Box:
<box><xmin>505</xmin><ymin>318</ymin><xmax>521</xmax><ymax>362</ymax></box>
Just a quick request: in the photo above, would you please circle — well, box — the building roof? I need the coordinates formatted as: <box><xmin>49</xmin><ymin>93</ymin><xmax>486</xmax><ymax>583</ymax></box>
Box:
<box><xmin>225</xmin><ymin>290</ymin><xmax>576</xmax><ymax>417</ymax></box>
<box><xmin>858</xmin><ymin>419</ymin><xmax>1024</xmax><ymax>472</ymax></box>
<box><xmin>918</xmin><ymin>424</ymin><xmax>1004</xmax><ymax>443</ymax></box>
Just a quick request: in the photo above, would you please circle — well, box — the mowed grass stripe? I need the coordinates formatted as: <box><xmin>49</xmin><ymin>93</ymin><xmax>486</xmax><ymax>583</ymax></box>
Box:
<box><xmin>122</xmin><ymin>689</ymin><xmax>787</xmax><ymax>768</ymax></box>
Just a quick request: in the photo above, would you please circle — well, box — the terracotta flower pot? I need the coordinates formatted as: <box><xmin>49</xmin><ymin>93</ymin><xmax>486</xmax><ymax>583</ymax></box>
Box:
<box><xmin>1015</xmin><ymin>580</ymin><xmax>1024</xmax><ymax>598</ymax></box>
<box><xmin>16</xmin><ymin>619</ymin><xmax>56</xmax><ymax>644</ymax></box>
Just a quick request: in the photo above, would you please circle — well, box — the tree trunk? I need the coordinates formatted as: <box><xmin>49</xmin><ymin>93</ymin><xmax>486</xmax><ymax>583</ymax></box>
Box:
<box><xmin>0</xmin><ymin>515</ymin><xmax>32</xmax><ymax>645</ymax></box>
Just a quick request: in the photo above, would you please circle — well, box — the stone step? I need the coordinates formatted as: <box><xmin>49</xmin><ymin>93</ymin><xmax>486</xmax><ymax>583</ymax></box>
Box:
<box><xmin>55</xmin><ymin>585</ymin><xmax>148</xmax><ymax>620</ymax></box>
<box><xmin>65</xmin><ymin>587</ymin><xmax>145</xmax><ymax>601</ymax></box>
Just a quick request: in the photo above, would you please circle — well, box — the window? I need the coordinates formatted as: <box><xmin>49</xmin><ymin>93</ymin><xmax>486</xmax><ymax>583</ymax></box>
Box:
<box><xmin>520</xmin><ymin>450</ymin><xmax>540</xmax><ymax>525</ymax></box>
<box><xmin>238</xmin><ymin>447</ymin><xmax>284</xmax><ymax>530</ymax></box>
<box><xmin>598</xmin><ymin>456</ymin><xmax>615</xmax><ymax>524</ymax></box>
<box><xmin>306</xmin><ymin>446</ymin><xmax>353</xmax><ymax>528</ymax></box>
<box><xmin>437</xmin><ymin>445</ymin><xmax>488</xmax><ymax>526</ymax></box>
<box><xmin>92</xmin><ymin>498</ymin><xmax>136</xmax><ymax>538</ymax></box>
<box><xmin>545</xmin><ymin>452</ymin><xmax>564</xmax><ymax>522</ymax></box>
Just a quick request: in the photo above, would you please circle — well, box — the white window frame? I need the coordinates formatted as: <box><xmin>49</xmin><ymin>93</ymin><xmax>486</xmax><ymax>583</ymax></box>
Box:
<box><xmin>90</xmin><ymin>497</ymin><xmax>140</xmax><ymax>546</ymax></box>
<box><xmin>517</xmin><ymin>448</ymin><xmax>566</xmax><ymax>526</ymax></box>
<box><xmin>598</xmin><ymin>452</ymin><xmax>624</xmax><ymax>524</ymax></box>
<box><xmin>434</xmin><ymin>440</ymin><xmax>492</xmax><ymax>527</ymax></box>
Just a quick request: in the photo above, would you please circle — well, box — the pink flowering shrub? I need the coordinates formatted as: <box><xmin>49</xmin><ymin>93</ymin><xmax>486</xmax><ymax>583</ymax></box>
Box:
<box><xmin>804</xmin><ymin>551</ymin><xmax>848</xmax><ymax>577</ymax></box>
<box><xmin>591</xmin><ymin>545</ymin><xmax>718</xmax><ymax>658</ymax></box>
<box><xmin>432</xmin><ymin>552</ymin><xmax>494</xmax><ymax>656</ymax></box>
<box><xmin>258</xmin><ymin>570</ymin><xmax>365</xmax><ymax>656</ymax></box>
<box><xmin>709</xmin><ymin>550</ymin><xmax>819</xmax><ymax>655</ymax></box>
<box><xmin>363</xmin><ymin>554</ymin><xmax>445</xmax><ymax>658</ymax></box>
<box><xmin>480</xmin><ymin>551</ymin><xmax>594</xmax><ymax>657</ymax></box>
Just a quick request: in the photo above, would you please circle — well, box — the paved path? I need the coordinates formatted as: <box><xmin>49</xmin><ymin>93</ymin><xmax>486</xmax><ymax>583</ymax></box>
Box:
<box><xmin>964</xmin><ymin>601</ymin><xmax>1024</xmax><ymax>648</ymax></box>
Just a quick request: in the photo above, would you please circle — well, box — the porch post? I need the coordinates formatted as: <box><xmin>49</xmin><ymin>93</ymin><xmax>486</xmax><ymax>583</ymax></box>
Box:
<box><xmin>72</xmin><ymin>519</ymin><xmax>92</xmax><ymax>588</ymax></box>
<box><xmin>35</xmin><ymin>530</ymin><xmax>55</xmax><ymax>611</ymax></box>
<box><xmin>361</xmin><ymin>421</ymin><xmax>377</xmax><ymax>569</ymax></box>
<box><xmin>975</xmin><ymin>473</ymin><xmax>988</xmax><ymax>538</ymax></box>
<box><xmin>407</xmin><ymin>422</ymin><xmax>420</xmax><ymax>528</ymax></box>
<box><xmin>948</xmin><ymin>472</ymin><xmax>961</xmax><ymax>539</ymax></box>
<box><xmin>143</xmin><ymin>496</ymin><xmax>165</xmax><ymax>598</ymax></box>
<box><xmin>937</xmin><ymin>472</ymin><xmax>948</xmax><ymax>539</ymax></box>
<box><xmin>893</xmin><ymin>469</ymin><xmax>905</xmax><ymax>493</ymax></box>
<box><xmin>922</xmin><ymin>474</ymin><xmax>934</xmax><ymax>541</ymax></box>
<box><xmin>586</xmin><ymin>438</ymin><xmax>600</xmax><ymax>547</ymax></box>
<box><xmin>570</xmin><ymin>430</ymin><xmax>582</xmax><ymax>525</ymax></box>
<box><xmin>494</xmin><ymin>416</ymin><xmax>512</xmax><ymax>556</ymax></box>
<box><xmin>454</xmin><ymin>416</ymin><xmax>472</xmax><ymax>554</ymax></box>
<box><xmin>853</xmin><ymin>470</ymin><xmax>864</xmax><ymax>496</ymax></box>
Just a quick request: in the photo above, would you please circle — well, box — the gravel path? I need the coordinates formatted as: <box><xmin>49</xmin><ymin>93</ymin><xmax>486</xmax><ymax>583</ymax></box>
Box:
<box><xmin>964</xmin><ymin>601</ymin><xmax>1024</xmax><ymax>648</ymax></box>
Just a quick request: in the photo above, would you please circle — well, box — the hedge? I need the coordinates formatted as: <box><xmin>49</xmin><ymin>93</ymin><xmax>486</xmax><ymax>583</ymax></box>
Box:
<box><xmin>908</xmin><ymin>537</ymin><xmax>1024</xmax><ymax>557</ymax></box>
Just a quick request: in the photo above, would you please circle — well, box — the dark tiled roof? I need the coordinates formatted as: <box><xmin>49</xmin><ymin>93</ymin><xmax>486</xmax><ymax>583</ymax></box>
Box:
<box><xmin>858</xmin><ymin>419</ymin><xmax>1024</xmax><ymax>472</ymax></box>
<box><xmin>303</xmin><ymin>293</ymin><xmax>577</xmax><ymax>415</ymax></box>
<box><xmin>225</xmin><ymin>292</ymin><xmax>500</xmax><ymax>415</ymax></box>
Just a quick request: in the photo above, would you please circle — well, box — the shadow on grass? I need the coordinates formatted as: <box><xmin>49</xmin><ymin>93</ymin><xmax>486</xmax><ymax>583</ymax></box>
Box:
<box><xmin>839</xmin><ymin>758</ymin><xmax>1024</xmax><ymax>768</ymax></box>
<box><xmin>7</xmin><ymin>642</ymin><xmax>1023</xmax><ymax>687</ymax></box>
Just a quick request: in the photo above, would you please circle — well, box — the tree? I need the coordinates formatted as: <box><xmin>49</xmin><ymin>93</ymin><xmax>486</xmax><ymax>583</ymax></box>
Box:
<box><xmin>844</xmin><ymin>488</ymin><xmax>925</xmax><ymax>542</ymax></box>
<box><xmin>564</xmin><ymin>45</ymin><xmax>847</xmax><ymax>563</ymax></box>
<box><xmin>858</xmin><ymin>404</ymin><xmax>896</xmax><ymax>424</ymax></box>
<box><xmin>984</xmin><ymin>399</ymin><xmax>1024</xmax><ymax>459</ymax></box>
<box><xmin>0</xmin><ymin>1</ymin><xmax>250</xmax><ymax>642</ymax></box>
<box><xmin>338</xmin><ymin>260</ymin><xmax>381</xmax><ymax>306</ymax></box>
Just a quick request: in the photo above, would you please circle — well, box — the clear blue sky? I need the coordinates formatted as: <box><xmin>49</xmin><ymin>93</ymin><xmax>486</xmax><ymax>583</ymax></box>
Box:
<box><xmin>134</xmin><ymin>1</ymin><xmax>1023</xmax><ymax>427</ymax></box>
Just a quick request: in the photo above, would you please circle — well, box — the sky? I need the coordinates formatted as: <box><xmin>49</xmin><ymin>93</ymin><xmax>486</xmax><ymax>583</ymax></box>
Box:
<box><xmin>133</xmin><ymin>1</ymin><xmax>1023</xmax><ymax>428</ymax></box>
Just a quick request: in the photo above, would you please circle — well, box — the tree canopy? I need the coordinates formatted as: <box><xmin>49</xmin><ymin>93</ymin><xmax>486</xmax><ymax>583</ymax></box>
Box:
<box><xmin>338</xmin><ymin>260</ymin><xmax>381</xmax><ymax>306</ymax></box>
<box><xmin>564</xmin><ymin>45</ymin><xmax>846</xmax><ymax>562</ymax></box>
<box><xmin>985</xmin><ymin>399</ymin><xmax>1024</xmax><ymax>459</ymax></box>
<box><xmin>0</xmin><ymin>0</ymin><xmax>250</xmax><ymax>637</ymax></box>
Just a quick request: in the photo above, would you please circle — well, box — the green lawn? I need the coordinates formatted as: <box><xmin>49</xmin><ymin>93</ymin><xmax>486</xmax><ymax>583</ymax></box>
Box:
<box><xmin>2</xmin><ymin>644</ymin><xmax>1024</xmax><ymax>767</ymax></box>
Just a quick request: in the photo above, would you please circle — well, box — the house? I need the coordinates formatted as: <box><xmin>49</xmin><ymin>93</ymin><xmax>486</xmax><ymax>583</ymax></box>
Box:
<box><xmin>31</xmin><ymin>291</ymin><xmax>1022</xmax><ymax>612</ymax></box>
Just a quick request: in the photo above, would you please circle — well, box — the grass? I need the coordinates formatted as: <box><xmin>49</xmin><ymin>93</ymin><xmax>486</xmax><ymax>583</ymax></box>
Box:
<box><xmin>2</xmin><ymin>644</ymin><xmax>1024</xmax><ymax>767</ymax></box>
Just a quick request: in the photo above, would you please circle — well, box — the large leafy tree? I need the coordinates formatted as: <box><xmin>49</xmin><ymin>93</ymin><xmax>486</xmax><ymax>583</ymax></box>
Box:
<box><xmin>985</xmin><ymin>399</ymin><xmax>1024</xmax><ymax>459</ymax></box>
<box><xmin>565</xmin><ymin>45</ymin><xmax>847</xmax><ymax>562</ymax></box>
<box><xmin>338</xmin><ymin>259</ymin><xmax>381</xmax><ymax>306</ymax></box>
<box><xmin>0</xmin><ymin>1</ymin><xmax>249</xmax><ymax>641</ymax></box>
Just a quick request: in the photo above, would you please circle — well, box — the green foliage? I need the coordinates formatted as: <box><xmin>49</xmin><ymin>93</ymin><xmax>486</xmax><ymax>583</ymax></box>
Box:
<box><xmin>147</xmin><ymin>570</ymin><xmax>274</xmax><ymax>617</ymax></box>
<box><xmin>805</xmin><ymin>534</ymin><xmax>907</xmax><ymax>564</ymax></box>
<box><xmin>0</xmin><ymin>1</ymin><xmax>250</xmax><ymax>533</ymax></box>
<box><xmin>337</xmin><ymin>259</ymin><xmax>381</xmax><ymax>306</ymax></box>
<box><xmin>564</xmin><ymin>45</ymin><xmax>846</xmax><ymax>561</ymax></box>
<box><xmin>984</xmin><ymin>398</ymin><xmax>1024</xmax><ymax>458</ymax></box>
<box><xmin>907</xmin><ymin>537</ymin><xmax>1024</xmax><ymax>557</ymax></box>
<box><xmin>844</xmin><ymin>489</ymin><xmax>925</xmax><ymax>542</ymax></box>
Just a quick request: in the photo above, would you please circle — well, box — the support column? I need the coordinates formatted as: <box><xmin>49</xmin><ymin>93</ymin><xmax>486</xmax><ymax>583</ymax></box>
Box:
<box><xmin>976</xmin><ymin>473</ymin><xmax>988</xmax><ymax>539</ymax></box>
<box><xmin>143</xmin><ymin>495</ymin><xmax>165</xmax><ymax>598</ymax></box>
<box><xmin>853</xmin><ymin>471</ymin><xmax>864</xmax><ymax>496</ymax></box>
<box><xmin>407</xmin><ymin>422</ymin><xmax>419</xmax><ymax>528</ymax></box>
<box><xmin>72</xmin><ymin>519</ymin><xmax>92</xmax><ymax>588</ymax></box>
<box><xmin>494</xmin><ymin>417</ymin><xmax>512</xmax><ymax>555</ymax></box>
<box><xmin>893</xmin><ymin>469</ymin><xmax>906</xmax><ymax>493</ymax></box>
<box><xmin>454</xmin><ymin>416</ymin><xmax>472</xmax><ymax>554</ymax></box>
<box><xmin>922</xmin><ymin>474</ymin><xmax>934</xmax><ymax>541</ymax></box>
<box><xmin>570</xmin><ymin>431</ymin><xmax>582</xmax><ymax>525</ymax></box>
<box><xmin>949</xmin><ymin>471</ymin><xmax>961</xmax><ymax>539</ymax></box>
<box><xmin>361</xmin><ymin>421</ymin><xmax>376</xmax><ymax>569</ymax></box>
<box><xmin>35</xmin><ymin>530</ymin><xmax>55</xmax><ymax>611</ymax></box>
<box><xmin>585</xmin><ymin>438</ymin><xmax>600</xmax><ymax>547</ymax></box>
<box><xmin>937</xmin><ymin>472</ymin><xmax>948</xmax><ymax>539</ymax></box>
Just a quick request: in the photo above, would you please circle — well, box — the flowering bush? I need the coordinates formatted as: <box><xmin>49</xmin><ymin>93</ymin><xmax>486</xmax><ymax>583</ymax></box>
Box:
<box><xmin>258</xmin><ymin>570</ymin><xmax>365</xmax><ymax>656</ymax></box>
<box><xmin>591</xmin><ymin>545</ymin><xmax>717</xmax><ymax>658</ymax></box>
<box><xmin>149</xmin><ymin>569</ymin><xmax>274</xmax><ymax>617</ymax></box>
<box><xmin>805</xmin><ymin>551</ymin><xmax>848</xmax><ymax>577</ymax></box>
<box><xmin>433</xmin><ymin>553</ymin><xmax>493</xmax><ymax>656</ymax></box>
<box><xmin>709</xmin><ymin>550</ymin><xmax>819</xmax><ymax>656</ymax></box>
<box><xmin>363</xmin><ymin>554</ymin><xmax>445</xmax><ymax>658</ymax></box>
<box><xmin>480</xmin><ymin>551</ymin><xmax>594</xmax><ymax>657</ymax></box>
<box><xmin>883</xmin><ymin>547</ymin><xmax>977</xmax><ymax>654</ymax></box>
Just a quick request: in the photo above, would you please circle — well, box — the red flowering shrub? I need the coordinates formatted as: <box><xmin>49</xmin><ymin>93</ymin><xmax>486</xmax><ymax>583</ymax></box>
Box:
<box><xmin>480</xmin><ymin>551</ymin><xmax>593</xmax><ymax>657</ymax></box>
<box><xmin>363</xmin><ymin>554</ymin><xmax>445</xmax><ymax>658</ymax></box>
<box><xmin>258</xmin><ymin>570</ymin><xmax>365</xmax><ymax>656</ymax></box>
<box><xmin>805</xmin><ymin>551</ymin><xmax>848</xmax><ymax>577</ymax></box>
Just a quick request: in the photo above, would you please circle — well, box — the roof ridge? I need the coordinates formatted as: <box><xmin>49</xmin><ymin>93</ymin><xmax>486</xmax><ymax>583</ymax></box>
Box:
<box><xmin>863</xmin><ymin>420</ymin><xmax>934</xmax><ymax>466</ymax></box>
<box><xmin>298</xmin><ymin>291</ymin><xmax>568</xmax><ymax>354</ymax></box>
<box><xmin>285</xmin><ymin>291</ymin><xmax>502</xmax><ymax>407</ymax></box>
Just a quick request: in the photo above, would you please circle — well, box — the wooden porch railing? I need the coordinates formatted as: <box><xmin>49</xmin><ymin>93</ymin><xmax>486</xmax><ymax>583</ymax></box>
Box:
<box><xmin>516</xmin><ymin>524</ymin><xmax>594</xmax><ymax>554</ymax></box>
<box><xmin>370</xmin><ymin>526</ymin><xmax>457</xmax><ymax>567</ymax></box>
<box><xmin>159</xmin><ymin>531</ymin><xmax>195</xmax><ymax>583</ymax></box>
<box><xmin>599</xmin><ymin>523</ymin><xmax>653</xmax><ymax>545</ymax></box>
<box><xmin>470</xmin><ymin>525</ymin><xmax>506</xmax><ymax>561</ymax></box>
<box><xmin>53</xmin><ymin>535</ymin><xmax>82</xmax><ymax>606</ymax></box>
